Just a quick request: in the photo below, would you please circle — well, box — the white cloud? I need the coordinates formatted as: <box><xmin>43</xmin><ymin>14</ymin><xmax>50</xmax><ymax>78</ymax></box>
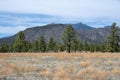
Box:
<box><xmin>0</xmin><ymin>0</ymin><xmax>120</xmax><ymax>37</ymax></box>
<box><xmin>0</xmin><ymin>26</ymin><xmax>27</xmax><ymax>34</ymax></box>
<box><xmin>0</xmin><ymin>0</ymin><xmax>120</xmax><ymax>19</ymax></box>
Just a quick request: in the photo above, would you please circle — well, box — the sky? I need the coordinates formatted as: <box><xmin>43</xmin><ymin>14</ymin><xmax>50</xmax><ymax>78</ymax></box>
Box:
<box><xmin>0</xmin><ymin>0</ymin><xmax>120</xmax><ymax>38</ymax></box>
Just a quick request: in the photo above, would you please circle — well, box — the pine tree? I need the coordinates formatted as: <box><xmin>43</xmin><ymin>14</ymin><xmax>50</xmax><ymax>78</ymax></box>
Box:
<box><xmin>47</xmin><ymin>37</ymin><xmax>57</xmax><ymax>52</ymax></box>
<box><xmin>90</xmin><ymin>44</ymin><xmax>95</xmax><ymax>52</ymax></box>
<box><xmin>39</xmin><ymin>35</ymin><xmax>46</xmax><ymax>52</ymax></box>
<box><xmin>9</xmin><ymin>44</ymin><xmax>13</xmax><ymax>52</ymax></box>
<box><xmin>78</xmin><ymin>42</ymin><xmax>83</xmax><ymax>52</ymax></box>
<box><xmin>62</xmin><ymin>25</ymin><xmax>78</xmax><ymax>53</ymax></box>
<box><xmin>83</xmin><ymin>41</ymin><xmax>89</xmax><ymax>53</ymax></box>
<box><xmin>58</xmin><ymin>43</ymin><xmax>65</xmax><ymax>52</ymax></box>
<box><xmin>54</xmin><ymin>45</ymin><xmax>58</xmax><ymax>52</ymax></box>
<box><xmin>13</xmin><ymin>31</ymin><xmax>28</xmax><ymax>52</ymax></box>
<box><xmin>32</xmin><ymin>41</ymin><xmax>39</xmax><ymax>52</ymax></box>
<box><xmin>71</xmin><ymin>37</ymin><xmax>80</xmax><ymax>52</ymax></box>
<box><xmin>0</xmin><ymin>44</ymin><xmax>9</xmax><ymax>53</ymax></box>
<box><xmin>106</xmin><ymin>23</ymin><xmax>120</xmax><ymax>52</ymax></box>
<box><xmin>100</xmin><ymin>44</ymin><xmax>106</xmax><ymax>52</ymax></box>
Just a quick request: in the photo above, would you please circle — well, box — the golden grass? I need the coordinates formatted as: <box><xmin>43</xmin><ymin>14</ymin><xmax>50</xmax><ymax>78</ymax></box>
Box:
<box><xmin>0</xmin><ymin>52</ymin><xmax>120</xmax><ymax>59</ymax></box>
<box><xmin>55</xmin><ymin>67</ymin><xmax>67</xmax><ymax>79</ymax></box>
<box><xmin>111</xmin><ymin>68</ymin><xmax>120</xmax><ymax>74</ymax></box>
<box><xmin>0</xmin><ymin>52</ymin><xmax>120</xmax><ymax>80</ymax></box>
<box><xmin>80</xmin><ymin>60</ymin><xmax>90</xmax><ymax>67</ymax></box>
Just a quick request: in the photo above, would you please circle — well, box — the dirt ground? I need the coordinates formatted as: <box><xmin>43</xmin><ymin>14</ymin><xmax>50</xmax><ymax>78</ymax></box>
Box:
<box><xmin>0</xmin><ymin>52</ymin><xmax>120</xmax><ymax>80</ymax></box>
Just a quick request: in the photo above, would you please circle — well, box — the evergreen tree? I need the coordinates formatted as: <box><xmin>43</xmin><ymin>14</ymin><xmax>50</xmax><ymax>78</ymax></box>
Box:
<box><xmin>47</xmin><ymin>37</ymin><xmax>57</xmax><ymax>52</ymax></box>
<box><xmin>31</xmin><ymin>41</ymin><xmax>39</xmax><ymax>52</ymax></box>
<box><xmin>9</xmin><ymin>44</ymin><xmax>13</xmax><ymax>52</ymax></box>
<box><xmin>71</xmin><ymin>37</ymin><xmax>80</xmax><ymax>52</ymax></box>
<box><xmin>62</xmin><ymin>25</ymin><xmax>78</xmax><ymax>53</ymax></box>
<box><xmin>90</xmin><ymin>44</ymin><xmax>95</xmax><ymax>52</ymax></box>
<box><xmin>27</xmin><ymin>42</ymin><xmax>33</xmax><ymax>52</ymax></box>
<box><xmin>78</xmin><ymin>42</ymin><xmax>83</xmax><ymax>52</ymax></box>
<box><xmin>83</xmin><ymin>41</ymin><xmax>89</xmax><ymax>53</ymax></box>
<box><xmin>0</xmin><ymin>44</ymin><xmax>9</xmax><ymax>53</ymax></box>
<box><xmin>100</xmin><ymin>44</ymin><xmax>106</xmax><ymax>52</ymax></box>
<box><xmin>106</xmin><ymin>23</ymin><xmax>120</xmax><ymax>52</ymax></box>
<box><xmin>13</xmin><ymin>31</ymin><xmax>28</xmax><ymax>52</ymax></box>
<box><xmin>54</xmin><ymin>44</ymin><xmax>58</xmax><ymax>52</ymax></box>
<box><xmin>39</xmin><ymin>35</ymin><xmax>46</xmax><ymax>52</ymax></box>
<box><xmin>58</xmin><ymin>43</ymin><xmax>65</xmax><ymax>52</ymax></box>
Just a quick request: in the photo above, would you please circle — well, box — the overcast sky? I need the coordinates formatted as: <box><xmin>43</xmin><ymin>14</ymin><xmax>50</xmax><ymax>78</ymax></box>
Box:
<box><xmin>0</xmin><ymin>0</ymin><xmax>120</xmax><ymax>38</ymax></box>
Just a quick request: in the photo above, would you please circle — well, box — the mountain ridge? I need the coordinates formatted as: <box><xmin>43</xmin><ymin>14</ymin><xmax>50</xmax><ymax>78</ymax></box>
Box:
<box><xmin>0</xmin><ymin>23</ymin><xmax>112</xmax><ymax>44</ymax></box>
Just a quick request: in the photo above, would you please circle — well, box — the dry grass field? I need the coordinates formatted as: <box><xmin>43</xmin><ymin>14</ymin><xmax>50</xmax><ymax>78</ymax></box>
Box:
<box><xmin>0</xmin><ymin>52</ymin><xmax>120</xmax><ymax>80</ymax></box>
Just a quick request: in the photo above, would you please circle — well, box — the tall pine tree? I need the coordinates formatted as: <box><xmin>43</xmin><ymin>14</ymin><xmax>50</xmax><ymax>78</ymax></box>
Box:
<box><xmin>31</xmin><ymin>41</ymin><xmax>39</xmax><ymax>52</ymax></box>
<box><xmin>47</xmin><ymin>37</ymin><xmax>57</xmax><ymax>52</ymax></box>
<box><xmin>62</xmin><ymin>25</ymin><xmax>79</xmax><ymax>53</ymax></box>
<box><xmin>13</xmin><ymin>31</ymin><xmax>28</xmax><ymax>52</ymax></box>
<box><xmin>83</xmin><ymin>41</ymin><xmax>89</xmax><ymax>53</ymax></box>
<box><xmin>106</xmin><ymin>23</ymin><xmax>120</xmax><ymax>52</ymax></box>
<box><xmin>71</xmin><ymin>37</ymin><xmax>80</xmax><ymax>52</ymax></box>
<box><xmin>0</xmin><ymin>44</ymin><xmax>9</xmax><ymax>53</ymax></box>
<box><xmin>39</xmin><ymin>35</ymin><xmax>46</xmax><ymax>52</ymax></box>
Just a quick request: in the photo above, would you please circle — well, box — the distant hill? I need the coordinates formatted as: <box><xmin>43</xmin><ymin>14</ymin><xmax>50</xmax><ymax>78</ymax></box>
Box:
<box><xmin>72</xmin><ymin>22</ymin><xmax>95</xmax><ymax>30</ymax></box>
<box><xmin>0</xmin><ymin>23</ymin><xmax>113</xmax><ymax>44</ymax></box>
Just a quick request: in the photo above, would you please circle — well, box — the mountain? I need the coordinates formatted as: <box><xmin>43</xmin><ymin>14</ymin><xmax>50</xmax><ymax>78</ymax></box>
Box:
<box><xmin>0</xmin><ymin>23</ymin><xmax>112</xmax><ymax>44</ymax></box>
<box><xmin>72</xmin><ymin>22</ymin><xmax>95</xmax><ymax>30</ymax></box>
<box><xmin>77</xmin><ymin>28</ymin><xmax>110</xmax><ymax>43</ymax></box>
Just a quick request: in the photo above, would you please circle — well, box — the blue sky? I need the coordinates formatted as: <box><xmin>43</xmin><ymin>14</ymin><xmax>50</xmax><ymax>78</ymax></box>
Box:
<box><xmin>0</xmin><ymin>0</ymin><xmax>120</xmax><ymax>38</ymax></box>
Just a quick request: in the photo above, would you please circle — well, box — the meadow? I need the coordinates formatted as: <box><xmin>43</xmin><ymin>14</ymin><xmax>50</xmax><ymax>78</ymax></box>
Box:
<box><xmin>0</xmin><ymin>52</ymin><xmax>120</xmax><ymax>80</ymax></box>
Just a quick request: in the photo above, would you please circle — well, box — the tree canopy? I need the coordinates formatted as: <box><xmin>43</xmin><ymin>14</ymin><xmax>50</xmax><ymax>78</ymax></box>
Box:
<box><xmin>106</xmin><ymin>23</ymin><xmax>120</xmax><ymax>52</ymax></box>
<box><xmin>13</xmin><ymin>31</ymin><xmax>28</xmax><ymax>52</ymax></box>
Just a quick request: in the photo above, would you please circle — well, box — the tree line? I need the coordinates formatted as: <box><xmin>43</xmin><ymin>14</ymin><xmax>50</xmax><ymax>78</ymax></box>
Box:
<box><xmin>0</xmin><ymin>23</ymin><xmax>119</xmax><ymax>53</ymax></box>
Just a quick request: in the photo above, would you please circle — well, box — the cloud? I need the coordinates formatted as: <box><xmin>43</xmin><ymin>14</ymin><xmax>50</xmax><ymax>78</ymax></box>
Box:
<box><xmin>0</xmin><ymin>0</ymin><xmax>120</xmax><ymax>25</ymax></box>
<box><xmin>0</xmin><ymin>12</ymin><xmax>81</xmax><ymax>27</ymax></box>
<box><xmin>0</xmin><ymin>12</ymin><xmax>81</xmax><ymax>38</ymax></box>
<box><xmin>0</xmin><ymin>0</ymin><xmax>120</xmax><ymax>19</ymax></box>
<box><xmin>0</xmin><ymin>26</ymin><xmax>27</xmax><ymax>35</ymax></box>
<box><xmin>0</xmin><ymin>0</ymin><xmax>120</xmax><ymax>37</ymax></box>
